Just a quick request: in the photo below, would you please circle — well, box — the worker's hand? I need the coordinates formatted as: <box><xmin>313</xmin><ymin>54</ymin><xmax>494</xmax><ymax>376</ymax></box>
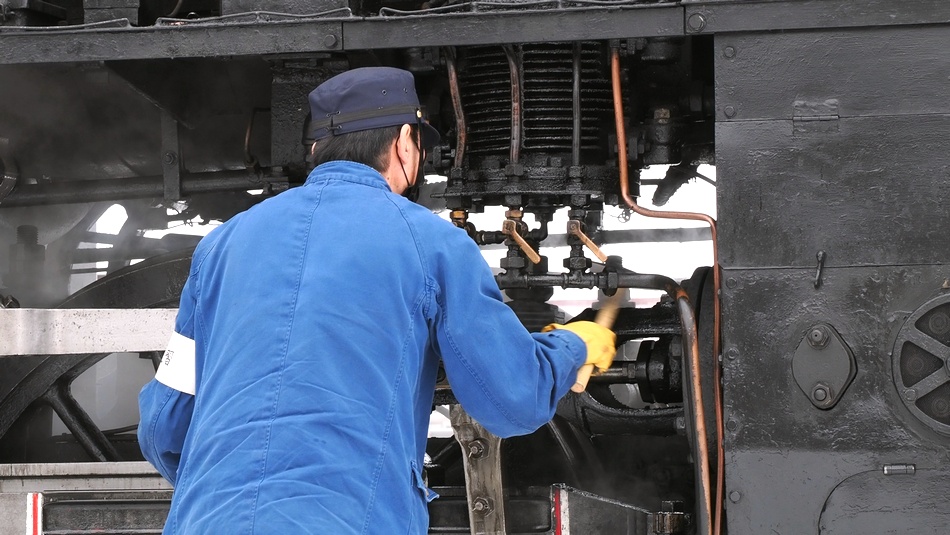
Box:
<box><xmin>543</xmin><ymin>321</ymin><xmax>617</xmax><ymax>371</ymax></box>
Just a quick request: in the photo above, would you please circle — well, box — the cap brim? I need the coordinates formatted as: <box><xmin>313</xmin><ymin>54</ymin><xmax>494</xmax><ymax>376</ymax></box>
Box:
<box><xmin>420</xmin><ymin>122</ymin><xmax>440</xmax><ymax>150</ymax></box>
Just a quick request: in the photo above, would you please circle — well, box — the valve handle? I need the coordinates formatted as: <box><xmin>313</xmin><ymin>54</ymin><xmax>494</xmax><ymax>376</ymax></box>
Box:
<box><xmin>567</xmin><ymin>219</ymin><xmax>608</xmax><ymax>263</ymax></box>
<box><xmin>501</xmin><ymin>220</ymin><xmax>541</xmax><ymax>264</ymax></box>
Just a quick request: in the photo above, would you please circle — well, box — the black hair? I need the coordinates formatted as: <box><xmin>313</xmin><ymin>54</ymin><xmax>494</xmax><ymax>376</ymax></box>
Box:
<box><xmin>309</xmin><ymin>125</ymin><xmax>418</xmax><ymax>172</ymax></box>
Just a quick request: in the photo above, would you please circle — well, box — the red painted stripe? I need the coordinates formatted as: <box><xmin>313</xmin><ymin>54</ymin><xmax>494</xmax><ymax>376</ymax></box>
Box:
<box><xmin>32</xmin><ymin>493</ymin><xmax>39</xmax><ymax>535</ymax></box>
<box><xmin>552</xmin><ymin>488</ymin><xmax>562</xmax><ymax>535</ymax></box>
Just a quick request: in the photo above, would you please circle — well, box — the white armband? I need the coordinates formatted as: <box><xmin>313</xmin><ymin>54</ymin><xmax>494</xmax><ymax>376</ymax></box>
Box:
<box><xmin>155</xmin><ymin>331</ymin><xmax>196</xmax><ymax>395</ymax></box>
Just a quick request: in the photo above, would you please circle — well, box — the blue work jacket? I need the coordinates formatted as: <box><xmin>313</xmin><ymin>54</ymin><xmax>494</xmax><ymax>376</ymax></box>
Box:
<box><xmin>138</xmin><ymin>160</ymin><xmax>587</xmax><ymax>534</ymax></box>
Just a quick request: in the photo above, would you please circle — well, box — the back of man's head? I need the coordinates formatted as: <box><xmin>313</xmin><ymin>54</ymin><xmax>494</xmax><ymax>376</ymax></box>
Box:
<box><xmin>307</xmin><ymin>67</ymin><xmax>439</xmax><ymax>172</ymax></box>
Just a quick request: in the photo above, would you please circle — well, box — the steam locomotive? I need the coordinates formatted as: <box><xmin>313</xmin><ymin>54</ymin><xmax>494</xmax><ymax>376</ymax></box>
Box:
<box><xmin>1</xmin><ymin>0</ymin><xmax>948</xmax><ymax>533</ymax></box>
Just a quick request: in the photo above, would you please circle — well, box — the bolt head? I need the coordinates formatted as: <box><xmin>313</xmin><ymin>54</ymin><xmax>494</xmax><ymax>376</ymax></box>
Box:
<box><xmin>323</xmin><ymin>34</ymin><xmax>338</xmax><ymax>48</ymax></box>
<box><xmin>729</xmin><ymin>491</ymin><xmax>741</xmax><ymax>503</ymax></box>
<box><xmin>723</xmin><ymin>105</ymin><xmax>737</xmax><ymax>118</ymax></box>
<box><xmin>812</xmin><ymin>386</ymin><xmax>829</xmax><ymax>402</ymax></box>
<box><xmin>904</xmin><ymin>388</ymin><xmax>918</xmax><ymax>401</ymax></box>
<box><xmin>723</xmin><ymin>46</ymin><xmax>736</xmax><ymax>59</ymax></box>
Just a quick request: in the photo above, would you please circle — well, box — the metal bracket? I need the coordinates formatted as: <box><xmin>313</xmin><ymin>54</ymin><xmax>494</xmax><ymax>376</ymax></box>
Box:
<box><xmin>791</xmin><ymin>323</ymin><xmax>856</xmax><ymax>409</ymax></box>
<box><xmin>161</xmin><ymin>112</ymin><xmax>181</xmax><ymax>202</ymax></box>
<box><xmin>793</xmin><ymin>99</ymin><xmax>840</xmax><ymax>134</ymax></box>
<box><xmin>450</xmin><ymin>406</ymin><xmax>507</xmax><ymax>535</ymax></box>
<box><xmin>0</xmin><ymin>136</ymin><xmax>17</xmax><ymax>204</ymax></box>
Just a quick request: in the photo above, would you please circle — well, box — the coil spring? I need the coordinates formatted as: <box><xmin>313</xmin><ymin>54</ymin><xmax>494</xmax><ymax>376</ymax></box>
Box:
<box><xmin>459</xmin><ymin>42</ymin><xmax>612</xmax><ymax>164</ymax></box>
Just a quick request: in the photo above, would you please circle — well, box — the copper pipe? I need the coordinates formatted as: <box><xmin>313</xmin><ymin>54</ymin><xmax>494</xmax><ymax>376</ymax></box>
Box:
<box><xmin>673</xmin><ymin>288</ymin><xmax>712</xmax><ymax>528</ymax></box>
<box><xmin>445</xmin><ymin>47</ymin><xmax>467</xmax><ymax>169</ymax></box>
<box><xmin>503</xmin><ymin>45</ymin><xmax>522</xmax><ymax>165</ymax></box>
<box><xmin>610</xmin><ymin>45</ymin><xmax>722</xmax><ymax>535</ymax></box>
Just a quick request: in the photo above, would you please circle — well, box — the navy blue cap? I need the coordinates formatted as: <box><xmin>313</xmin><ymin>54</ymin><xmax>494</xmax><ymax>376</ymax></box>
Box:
<box><xmin>308</xmin><ymin>67</ymin><xmax>440</xmax><ymax>150</ymax></box>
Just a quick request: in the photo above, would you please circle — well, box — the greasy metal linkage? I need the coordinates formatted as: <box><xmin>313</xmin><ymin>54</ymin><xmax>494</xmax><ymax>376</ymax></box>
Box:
<box><xmin>451</xmin><ymin>407</ymin><xmax>507</xmax><ymax>535</ymax></box>
<box><xmin>0</xmin><ymin>168</ymin><xmax>288</xmax><ymax>208</ymax></box>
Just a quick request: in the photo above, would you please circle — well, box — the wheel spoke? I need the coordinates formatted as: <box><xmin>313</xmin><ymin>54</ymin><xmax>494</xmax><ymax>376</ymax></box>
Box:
<box><xmin>42</xmin><ymin>382</ymin><xmax>121</xmax><ymax>462</ymax></box>
<box><xmin>906</xmin><ymin>327</ymin><xmax>950</xmax><ymax>364</ymax></box>
<box><xmin>910</xmin><ymin>368</ymin><xmax>950</xmax><ymax>399</ymax></box>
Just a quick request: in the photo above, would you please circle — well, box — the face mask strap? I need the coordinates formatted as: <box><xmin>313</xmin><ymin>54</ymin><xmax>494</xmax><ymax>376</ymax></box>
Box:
<box><xmin>401</xmin><ymin>110</ymin><xmax>426</xmax><ymax>202</ymax></box>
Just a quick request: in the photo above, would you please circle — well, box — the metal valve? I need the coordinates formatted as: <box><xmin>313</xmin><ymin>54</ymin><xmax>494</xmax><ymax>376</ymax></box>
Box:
<box><xmin>501</xmin><ymin>219</ymin><xmax>540</xmax><ymax>264</ymax></box>
<box><xmin>567</xmin><ymin>219</ymin><xmax>608</xmax><ymax>262</ymax></box>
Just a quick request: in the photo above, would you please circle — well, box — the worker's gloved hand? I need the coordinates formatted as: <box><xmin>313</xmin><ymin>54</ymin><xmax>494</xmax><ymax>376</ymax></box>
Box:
<box><xmin>542</xmin><ymin>321</ymin><xmax>617</xmax><ymax>371</ymax></box>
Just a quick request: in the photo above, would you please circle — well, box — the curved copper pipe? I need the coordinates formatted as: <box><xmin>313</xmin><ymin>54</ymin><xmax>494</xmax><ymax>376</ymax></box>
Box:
<box><xmin>444</xmin><ymin>47</ymin><xmax>467</xmax><ymax>169</ymax></box>
<box><xmin>610</xmin><ymin>45</ymin><xmax>723</xmax><ymax>535</ymax></box>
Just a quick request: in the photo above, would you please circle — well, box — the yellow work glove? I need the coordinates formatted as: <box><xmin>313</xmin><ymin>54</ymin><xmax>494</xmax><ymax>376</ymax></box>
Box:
<box><xmin>542</xmin><ymin>321</ymin><xmax>617</xmax><ymax>371</ymax></box>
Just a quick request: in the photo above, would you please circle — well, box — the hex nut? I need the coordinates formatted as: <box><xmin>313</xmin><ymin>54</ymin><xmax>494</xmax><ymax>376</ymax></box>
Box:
<box><xmin>472</xmin><ymin>497</ymin><xmax>493</xmax><ymax>515</ymax></box>
<box><xmin>807</xmin><ymin>325</ymin><xmax>831</xmax><ymax>348</ymax></box>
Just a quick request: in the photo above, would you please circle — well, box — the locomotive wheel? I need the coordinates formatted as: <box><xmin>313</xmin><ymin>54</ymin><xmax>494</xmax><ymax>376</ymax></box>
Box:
<box><xmin>0</xmin><ymin>249</ymin><xmax>193</xmax><ymax>462</ymax></box>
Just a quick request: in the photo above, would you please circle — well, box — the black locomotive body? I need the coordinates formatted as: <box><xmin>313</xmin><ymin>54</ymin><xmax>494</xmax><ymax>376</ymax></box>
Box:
<box><xmin>1</xmin><ymin>1</ymin><xmax>949</xmax><ymax>533</ymax></box>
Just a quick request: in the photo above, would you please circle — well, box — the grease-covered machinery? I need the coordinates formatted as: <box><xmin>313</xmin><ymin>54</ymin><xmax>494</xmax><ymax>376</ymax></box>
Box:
<box><xmin>1</xmin><ymin>1</ymin><xmax>949</xmax><ymax>533</ymax></box>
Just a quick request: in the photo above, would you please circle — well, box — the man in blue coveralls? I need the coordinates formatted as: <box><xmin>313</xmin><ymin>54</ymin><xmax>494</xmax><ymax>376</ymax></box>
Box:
<box><xmin>138</xmin><ymin>66</ymin><xmax>616</xmax><ymax>534</ymax></box>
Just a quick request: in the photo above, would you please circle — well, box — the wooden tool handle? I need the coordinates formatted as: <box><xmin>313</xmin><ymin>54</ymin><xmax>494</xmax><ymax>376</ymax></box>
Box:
<box><xmin>572</xmin><ymin>293</ymin><xmax>622</xmax><ymax>393</ymax></box>
<box><xmin>571</xmin><ymin>364</ymin><xmax>595</xmax><ymax>393</ymax></box>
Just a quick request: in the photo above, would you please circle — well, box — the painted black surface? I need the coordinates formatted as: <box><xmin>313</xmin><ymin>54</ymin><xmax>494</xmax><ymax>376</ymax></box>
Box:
<box><xmin>715</xmin><ymin>19</ymin><xmax>950</xmax><ymax>535</ymax></box>
<box><xmin>684</xmin><ymin>0</ymin><xmax>950</xmax><ymax>33</ymax></box>
<box><xmin>343</xmin><ymin>6</ymin><xmax>682</xmax><ymax>50</ymax></box>
<box><xmin>720</xmin><ymin>266</ymin><xmax>950</xmax><ymax>533</ymax></box>
<box><xmin>715</xmin><ymin>26</ymin><xmax>950</xmax><ymax>122</ymax></box>
<box><xmin>819</xmin><ymin>468</ymin><xmax>950</xmax><ymax>534</ymax></box>
<box><xmin>0</xmin><ymin>1</ymin><xmax>948</xmax><ymax>533</ymax></box>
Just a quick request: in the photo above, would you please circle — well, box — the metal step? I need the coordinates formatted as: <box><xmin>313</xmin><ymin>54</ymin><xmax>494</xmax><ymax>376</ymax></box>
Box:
<box><xmin>1</xmin><ymin>463</ymin><xmax>681</xmax><ymax>534</ymax></box>
<box><xmin>43</xmin><ymin>490</ymin><xmax>170</xmax><ymax>535</ymax></box>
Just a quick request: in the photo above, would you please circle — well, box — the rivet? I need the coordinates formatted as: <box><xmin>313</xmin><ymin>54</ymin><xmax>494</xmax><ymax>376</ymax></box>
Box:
<box><xmin>726</xmin><ymin>277</ymin><xmax>738</xmax><ymax>289</ymax></box>
<box><xmin>726</xmin><ymin>419</ymin><xmax>738</xmax><ymax>432</ymax></box>
<box><xmin>724</xmin><ymin>105</ymin><xmax>737</xmax><ymax>119</ymax></box>
<box><xmin>686</xmin><ymin>12</ymin><xmax>707</xmax><ymax>33</ymax></box>
<box><xmin>723</xmin><ymin>46</ymin><xmax>736</xmax><ymax>59</ymax></box>
<box><xmin>726</xmin><ymin>348</ymin><xmax>739</xmax><ymax>361</ymax></box>
<box><xmin>729</xmin><ymin>491</ymin><xmax>741</xmax><ymax>503</ymax></box>
<box><xmin>812</xmin><ymin>386</ymin><xmax>828</xmax><ymax>402</ymax></box>
<box><xmin>903</xmin><ymin>389</ymin><xmax>918</xmax><ymax>401</ymax></box>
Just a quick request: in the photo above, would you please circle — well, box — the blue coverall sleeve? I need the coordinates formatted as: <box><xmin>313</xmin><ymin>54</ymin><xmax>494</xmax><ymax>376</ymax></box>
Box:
<box><xmin>138</xmin><ymin>272</ymin><xmax>198</xmax><ymax>486</ymax></box>
<box><xmin>138</xmin><ymin>380</ymin><xmax>194</xmax><ymax>485</ymax></box>
<box><xmin>430</xmin><ymin>231</ymin><xmax>587</xmax><ymax>438</ymax></box>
